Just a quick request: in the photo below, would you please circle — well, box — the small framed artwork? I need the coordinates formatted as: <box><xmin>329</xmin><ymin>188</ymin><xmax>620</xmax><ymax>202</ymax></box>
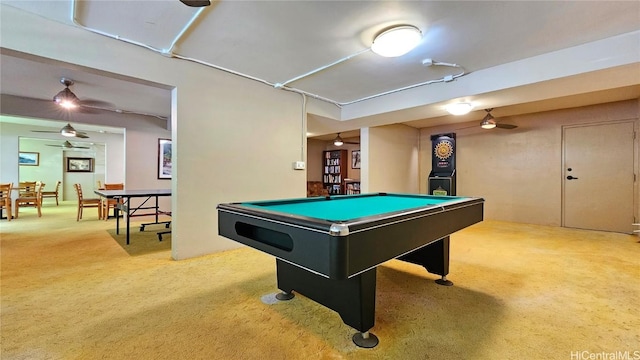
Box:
<box><xmin>158</xmin><ymin>138</ymin><xmax>172</xmax><ymax>179</ymax></box>
<box><xmin>67</xmin><ymin>157</ymin><xmax>94</xmax><ymax>172</ymax></box>
<box><xmin>18</xmin><ymin>152</ymin><xmax>39</xmax><ymax>166</ymax></box>
<box><xmin>352</xmin><ymin>150</ymin><xmax>361</xmax><ymax>169</ymax></box>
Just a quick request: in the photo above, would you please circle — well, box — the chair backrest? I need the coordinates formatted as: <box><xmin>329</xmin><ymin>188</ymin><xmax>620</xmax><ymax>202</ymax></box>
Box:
<box><xmin>18</xmin><ymin>181</ymin><xmax>38</xmax><ymax>198</ymax></box>
<box><xmin>19</xmin><ymin>181</ymin><xmax>37</xmax><ymax>191</ymax></box>
<box><xmin>104</xmin><ymin>183</ymin><xmax>124</xmax><ymax>190</ymax></box>
<box><xmin>73</xmin><ymin>183</ymin><xmax>84</xmax><ymax>201</ymax></box>
<box><xmin>1</xmin><ymin>183</ymin><xmax>13</xmax><ymax>220</ymax></box>
<box><xmin>0</xmin><ymin>183</ymin><xmax>13</xmax><ymax>200</ymax></box>
<box><xmin>42</xmin><ymin>181</ymin><xmax>60</xmax><ymax>196</ymax></box>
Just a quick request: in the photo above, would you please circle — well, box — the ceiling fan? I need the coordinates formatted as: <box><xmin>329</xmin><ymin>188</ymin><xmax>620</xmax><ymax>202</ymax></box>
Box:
<box><xmin>333</xmin><ymin>133</ymin><xmax>360</xmax><ymax>146</ymax></box>
<box><xmin>456</xmin><ymin>109</ymin><xmax>518</xmax><ymax>131</ymax></box>
<box><xmin>31</xmin><ymin>123</ymin><xmax>90</xmax><ymax>139</ymax></box>
<box><xmin>479</xmin><ymin>109</ymin><xmax>518</xmax><ymax>129</ymax></box>
<box><xmin>45</xmin><ymin>140</ymin><xmax>91</xmax><ymax>149</ymax></box>
<box><xmin>52</xmin><ymin>78</ymin><xmax>113</xmax><ymax>113</ymax></box>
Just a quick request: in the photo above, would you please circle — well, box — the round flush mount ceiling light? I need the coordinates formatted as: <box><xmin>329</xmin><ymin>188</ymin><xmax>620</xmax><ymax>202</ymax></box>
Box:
<box><xmin>371</xmin><ymin>25</ymin><xmax>422</xmax><ymax>57</ymax></box>
<box><xmin>446</xmin><ymin>102</ymin><xmax>473</xmax><ymax>115</ymax></box>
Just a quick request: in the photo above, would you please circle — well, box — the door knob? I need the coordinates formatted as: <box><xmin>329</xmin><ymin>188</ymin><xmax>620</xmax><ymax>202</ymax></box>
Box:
<box><xmin>566</xmin><ymin>175</ymin><xmax>578</xmax><ymax>180</ymax></box>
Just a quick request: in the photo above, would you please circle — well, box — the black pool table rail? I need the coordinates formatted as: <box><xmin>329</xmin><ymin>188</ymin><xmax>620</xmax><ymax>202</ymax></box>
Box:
<box><xmin>217</xmin><ymin>195</ymin><xmax>483</xmax><ymax>281</ymax></box>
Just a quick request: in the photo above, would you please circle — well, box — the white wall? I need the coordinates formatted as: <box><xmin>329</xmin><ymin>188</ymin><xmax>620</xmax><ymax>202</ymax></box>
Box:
<box><xmin>17</xmin><ymin>138</ymin><xmax>64</xmax><ymax>197</ymax></box>
<box><xmin>62</xmin><ymin>147</ymin><xmax>103</xmax><ymax>202</ymax></box>
<box><xmin>171</xmin><ymin>71</ymin><xmax>306</xmax><ymax>258</ymax></box>
<box><xmin>1</xmin><ymin>6</ymin><xmax>307</xmax><ymax>259</ymax></box>
<box><xmin>364</xmin><ymin>124</ymin><xmax>420</xmax><ymax>193</ymax></box>
<box><xmin>120</xmin><ymin>126</ymin><xmax>172</xmax><ymax>211</ymax></box>
<box><xmin>306</xmin><ymin>139</ymin><xmax>325</xmax><ymax>182</ymax></box>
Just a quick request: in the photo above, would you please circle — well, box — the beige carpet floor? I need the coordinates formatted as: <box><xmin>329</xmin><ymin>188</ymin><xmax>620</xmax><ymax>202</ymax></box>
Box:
<box><xmin>1</xmin><ymin>201</ymin><xmax>638</xmax><ymax>360</ymax></box>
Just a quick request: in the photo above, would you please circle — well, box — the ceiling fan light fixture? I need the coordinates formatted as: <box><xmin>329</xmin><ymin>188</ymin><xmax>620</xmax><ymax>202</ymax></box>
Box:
<box><xmin>480</xmin><ymin>113</ymin><xmax>497</xmax><ymax>129</ymax></box>
<box><xmin>53</xmin><ymin>87</ymin><xmax>79</xmax><ymax>109</ymax></box>
<box><xmin>446</xmin><ymin>102</ymin><xmax>473</xmax><ymax>115</ymax></box>
<box><xmin>333</xmin><ymin>133</ymin><xmax>344</xmax><ymax>146</ymax></box>
<box><xmin>371</xmin><ymin>25</ymin><xmax>422</xmax><ymax>57</ymax></box>
<box><xmin>60</xmin><ymin>123</ymin><xmax>77</xmax><ymax>137</ymax></box>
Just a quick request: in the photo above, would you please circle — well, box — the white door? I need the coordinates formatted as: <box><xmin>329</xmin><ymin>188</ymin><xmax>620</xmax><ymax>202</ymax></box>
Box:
<box><xmin>562</xmin><ymin>121</ymin><xmax>636</xmax><ymax>233</ymax></box>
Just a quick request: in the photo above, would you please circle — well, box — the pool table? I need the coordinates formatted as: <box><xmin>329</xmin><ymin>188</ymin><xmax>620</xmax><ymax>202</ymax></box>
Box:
<box><xmin>217</xmin><ymin>192</ymin><xmax>484</xmax><ymax>348</ymax></box>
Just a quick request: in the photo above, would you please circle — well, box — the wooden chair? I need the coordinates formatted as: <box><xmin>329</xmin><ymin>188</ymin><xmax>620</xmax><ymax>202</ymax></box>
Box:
<box><xmin>41</xmin><ymin>180</ymin><xmax>61</xmax><ymax>206</ymax></box>
<box><xmin>14</xmin><ymin>181</ymin><xmax>43</xmax><ymax>218</ymax></box>
<box><xmin>102</xmin><ymin>183</ymin><xmax>124</xmax><ymax>220</ymax></box>
<box><xmin>306</xmin><ymin>181</ymin><xmax>329</xmax><ymax>197</ymax></box>
<box><xmin>0</xmin><ymin>182</ymin><xmax>13</xmax><ymax>221</ymax></box>
<box><xmin>73</xmin><ymin>183</ymin><xmax>102</xmax><ymax>221</ymax></box>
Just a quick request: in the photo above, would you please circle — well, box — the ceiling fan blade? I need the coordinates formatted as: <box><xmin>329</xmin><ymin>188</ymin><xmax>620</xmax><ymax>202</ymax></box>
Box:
<box><xmin>46</xmin><ymin>143</ymin><xmax>91</xmax><ymax>149</ymax></box>
<box><xmin>31</xmin><ymin>123</ymin><xmax>90</xmax><ymax>138</ymax></box>
<box><xmin>75</xmin><ymin>133</ymin><xmax>90</xmax><ymax>139</ymax></box>
<box><xmin>79</xmin><ymin>99</ymin><xmax>113</xmax><ymax>107</ymax></box>
<box><xmin>453</xmin><ymin>121</ymin><xmax>518</xmax><ymax>131</ymax></box>
<box><xmin>453</xmin><ymin>124</ymin><xmax>478</xmax><ymax>131</ymax></box>
<box><xmin>180</xmin><ymin>0</ymin><xmax>211</xmax><ymax>6</ymax></box>
<box><xmin>34</xmin><ymin>131</ymin><xmax>91</xmax><ymax>138</ymax></box>
<box><xmin>76</xmin><ymin>105</ymin><xmax>103</xmax><ymax>114</ymax></box>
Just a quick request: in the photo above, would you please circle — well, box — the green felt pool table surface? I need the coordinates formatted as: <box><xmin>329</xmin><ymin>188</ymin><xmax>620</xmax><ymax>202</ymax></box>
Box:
<box><xmin>241</xmin><ymin>193</ymin><xmax>467</xmax><ymax>222</ymax></box>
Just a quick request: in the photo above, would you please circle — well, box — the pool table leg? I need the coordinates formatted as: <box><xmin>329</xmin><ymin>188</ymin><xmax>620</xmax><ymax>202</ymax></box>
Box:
<box><xmin>398</xmin><ymin>236</ymin><xmax>453</xmax><ymax>286</ymax></box>
<box><xmin>275</xmin><ymin>259</ymin><xmax>379</xmax><ymax>348</ymax></box>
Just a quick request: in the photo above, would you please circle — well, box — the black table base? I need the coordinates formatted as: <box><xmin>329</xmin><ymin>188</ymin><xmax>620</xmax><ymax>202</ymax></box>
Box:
<box><xmin>276</xmin><ymin>259</ymin><xmax>377</xmax><ymax>347</ymax></box>
<box><xmin>274</xmin><ymin>236</ymin><xmax>454</xmax><ymax>347</ymax></box>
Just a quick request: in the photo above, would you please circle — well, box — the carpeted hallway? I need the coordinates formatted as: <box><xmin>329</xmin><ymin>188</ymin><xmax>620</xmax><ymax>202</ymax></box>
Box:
<box><xmin>1</xmin><ymin>201</ymin><xmax>638</xmax><ymax>359</ymax></box>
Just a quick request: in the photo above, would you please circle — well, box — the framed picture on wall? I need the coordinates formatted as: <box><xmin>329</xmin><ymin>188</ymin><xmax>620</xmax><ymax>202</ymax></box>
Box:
<box><xmin>18</xmin><ymin>152</ymin><xmax>39</xmax><ymax>166</ymax></box>
<box><xmin>352</xmin><ymin>150</ymin><xmax>361</xmax><ymax>169</ymax></box>
<box><xmin>67</xmin><ymin>157</ymin><xmax>94</xmax><ymax>172</ymax></box>
<box><xmin>158</xmin><ymin>138</ymin><xmax>172</xmax><ymax>179</ymax></box>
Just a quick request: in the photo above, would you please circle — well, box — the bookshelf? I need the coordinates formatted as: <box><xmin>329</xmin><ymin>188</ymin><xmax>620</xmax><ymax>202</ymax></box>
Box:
<box><xmin>345</xmin><ymin>179</ymin><xmax>361</xmax><ymax>194</ymax></box>
<box><xmin>322</xmin><ymin>150</ymin><xmax>347</xmax><ymax>195</ymax></box>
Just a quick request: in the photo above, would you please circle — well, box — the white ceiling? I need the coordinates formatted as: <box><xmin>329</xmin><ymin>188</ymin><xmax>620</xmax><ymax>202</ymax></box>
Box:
<box><xmin>1</xmin><ymin>1</ymin><xmax>639</xmax><ymax>139</ymax></box>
